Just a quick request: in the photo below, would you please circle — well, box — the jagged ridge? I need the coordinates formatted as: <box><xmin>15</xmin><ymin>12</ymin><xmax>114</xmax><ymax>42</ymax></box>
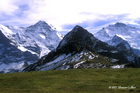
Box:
<box><xmin>0</xmin><ymin>21</ymin><xmax>63</xmax><ymax>73</ymax></box>
<box><xmin>24</xmin><ymin>25</ymin><xmax>139</xmax><ymax>72</ymax></box>
<box><xmin>94</xmin><ymin>22</ymin><xmax>140</xmax><ymax>56</ymax></box>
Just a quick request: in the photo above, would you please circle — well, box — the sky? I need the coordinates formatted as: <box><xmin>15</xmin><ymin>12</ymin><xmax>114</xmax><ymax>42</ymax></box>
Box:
<box><xmin>1</xmin><ymin>0</ymin><xmax>140</xmax><ymax>33</ymax></box>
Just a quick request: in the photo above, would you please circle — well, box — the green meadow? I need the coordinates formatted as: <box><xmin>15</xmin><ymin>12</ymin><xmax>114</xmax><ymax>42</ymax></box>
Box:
<box><xmin>0</xmin><ymin>68</ymin><xmax>140</xmax><ymax>93</ymax></box>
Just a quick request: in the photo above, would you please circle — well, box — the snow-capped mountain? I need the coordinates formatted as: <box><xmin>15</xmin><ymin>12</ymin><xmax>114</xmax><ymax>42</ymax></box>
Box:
<box><xmin>107</xmin><ymin>35</ymin><xmax>132</xmax><ymax>51</ymax></box>
<box><xmin>0</xmin><ymin>21</ymin><xmax>63</xmax><ymax>73</ymax></box>
<box><xmin>94</xmin><ymin>22</ymin><xmax>140</xmax><ymax>56</ymax></box>
<box><xmin>24</xmin><ymin>25</ymin><xmax>139</xmax><ymax>72</ymax></box>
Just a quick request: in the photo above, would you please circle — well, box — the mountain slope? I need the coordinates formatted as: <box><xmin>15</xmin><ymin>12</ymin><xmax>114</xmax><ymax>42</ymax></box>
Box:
<box><xmin>0</xmin><ymin>29</ymin><xmax>38</xmax><ymax>72</ymax></box>
<box><xmin>94</xmin><ymin>22</ymin><xmax>140</xmax><ymax>56</ymax></box>
<box><xmin>0</xmin><ymin>21</ymin><xmax>63</xmax><ymax>73</ymax></box>
<box><xmin>24</xmin><ymin>21</ymin><xmax>63</xmax><ymax>57</ymax></box>
<box><xmin>24</xmin><ymin>25</ymin><xmax>139</xmax><ymax>72</ymax></box>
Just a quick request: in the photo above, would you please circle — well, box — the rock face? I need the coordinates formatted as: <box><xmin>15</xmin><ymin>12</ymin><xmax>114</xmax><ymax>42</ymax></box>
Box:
<box><xmin>24</xmin><ymin>25</ymin><xmax>139</xmax><ymax>72</ymax></box>
<box><xmin>0</xmin><ymin>21</ymin><xmax>63</xmax><ymax>73</ymax></box>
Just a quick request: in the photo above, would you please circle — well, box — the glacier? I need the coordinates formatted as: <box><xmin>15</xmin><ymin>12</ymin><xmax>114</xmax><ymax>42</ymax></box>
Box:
<box><xmin>0</xmin><ymin>20</ymin><xmax>63</xmax><ymax>73</ymax></box>
<box><xmin>94</xmin><ymin>22</ymin><xmax>140</xmax><ymax>56</ymax></box>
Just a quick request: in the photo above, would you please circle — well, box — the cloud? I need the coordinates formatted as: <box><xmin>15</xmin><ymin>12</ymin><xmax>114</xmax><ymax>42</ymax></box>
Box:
<box><xmin>0</xmin><ymin>0</ymin><xmax>18</xmax><ymax>15</ymax></box>
<box><xmin>0</xmin><ymin>0</ymin><xmax>47</xmax><ymax>26</ymax></box>
<box><xmin>0</xmin><ymin>0</ymin><xmax>140</xmax><ymax>31</ymax></box>
<box><xmin>18</xmin><ymin>4</ymin><xmax>30</xmax><ymax>12</ymax></box>
<box><xmin>80</xmin><ymin>12</ymin><xmax>94</xmax><ymax>15</ymax></box>
<box><xmin>62</xmin><ymin>14</ymin><xmax>129</xmax><ymax>31</ymax></box>
<box><xmin>134</xmin><ymin>19</ymin><xmax>140</xmax><ymax>24</ymax></box>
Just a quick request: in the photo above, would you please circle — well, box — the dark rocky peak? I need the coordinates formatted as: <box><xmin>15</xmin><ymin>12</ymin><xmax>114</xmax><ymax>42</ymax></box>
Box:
<box><xmin>110</xmin><ymin>35</ymin><xmax>130</xmax><ymax>47</ymax></box>
<box><xmin>112</xmin><ymin>35</ymin><xmax>129</xmax><ymax>45</ymax></box>
<box><xmin>71</xmin><ymin>25</ymin><xmax>91</xmax><ymax>39</ymax></box>
<box><xmin>113</xmin><ymin>22</ymin><xmax>127</xmax><ymax>27</ymax></box>
<box><xmin>112</xmin><ymin>35</ymin><xmax>123</xmax><ymax>42</ymax></box>
<box><xmin>72</xmin><ymin>25</ymin><xmax>87</xmax><ymax>32</ymax></box>
<box><xmin>101</xmin><ymin>27</ymin><xmax>105</xmax><ymax>30</ymax></box>
<box><xmin>109</xmin><ymin>35</ymin><xmax>133</xmax><ymax>53</ymax></box>
<box><xmin>57</xmin><ymin>25</ymin><xmax>117</xmax><ymax>56</ymax></box>
<box><xmin>57</xmin><ymin>25</ymin><xmax>96</xmax><ymax>52</ymax></box>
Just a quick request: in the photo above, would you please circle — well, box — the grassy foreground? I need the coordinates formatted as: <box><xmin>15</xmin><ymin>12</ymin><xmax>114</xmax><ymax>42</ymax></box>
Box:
<box><xmin>0</xmin><ymin>68</ymin><xmax>140</xmax><ymax>93</ymax></box>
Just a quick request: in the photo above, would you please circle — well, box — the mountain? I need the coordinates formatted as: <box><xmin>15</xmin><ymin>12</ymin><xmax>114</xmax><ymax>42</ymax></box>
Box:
<box><xmin>94</xmin><ymin>22</ymin><xmax>140</xmax><ymax>56</ymax></box>
<box><xmin>24</xmin><ymin>25</ymin><xmax>139</xmax><ymax>72</ymax></box>
<box><xmin>0</xmin><ymin>21</ymin><xmax>63</xmax><ymax>73</ymax></box>
<box><xmin>24</xmin><ymin>21</ymin><xmax>63</xmax><ymax>57</ymax></box>
<box><xmin>107</xmin><ymin>35</ymin><xmax>133</xmax><ymax>51</ymax></box>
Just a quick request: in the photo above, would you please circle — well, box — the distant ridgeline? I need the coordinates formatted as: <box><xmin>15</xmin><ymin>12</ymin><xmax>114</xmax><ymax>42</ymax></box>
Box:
<box><xmin>24</xmin><ymin>24</ymin><xmax>140</xmax><ymax>72</ymax></box>
<box><xmin>0</xmin><ymin>22</ymin><xmax>140</xmax><ymax>74</ymax></box>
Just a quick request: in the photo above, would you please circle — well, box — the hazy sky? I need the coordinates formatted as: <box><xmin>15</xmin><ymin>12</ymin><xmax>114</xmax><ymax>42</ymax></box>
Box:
<box><xmin>0</xmin><ymin>0</ymin><xmax>140</xmax><ymax>33</ymax></box>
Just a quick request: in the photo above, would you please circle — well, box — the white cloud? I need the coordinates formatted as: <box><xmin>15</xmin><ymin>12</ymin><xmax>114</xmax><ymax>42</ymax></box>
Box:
<box><xmin>0</xmin><ymin>0</ymin><xmax>140</xmax><ymax>31</ymax></box>
<box><xmin>0</xmin><ymin>0</ymin><xmax>18</xmax><ymax>15</ymax></box>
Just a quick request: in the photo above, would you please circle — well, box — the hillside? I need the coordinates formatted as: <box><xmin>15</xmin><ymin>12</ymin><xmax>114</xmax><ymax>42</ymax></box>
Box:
<box><xmin>0</xmin><ymin>69</ymin><xmax>140</xmax><ymax>93</ymax></box>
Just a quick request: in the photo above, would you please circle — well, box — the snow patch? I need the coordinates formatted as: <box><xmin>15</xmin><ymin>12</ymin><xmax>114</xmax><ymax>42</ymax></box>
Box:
<box><xmin>18</xmin><ymin>45</ymin><xmax>38</xmax><ymax>55</ymax></box>
<box><xmin>111</xmin><ymin>51</ymin><xmax>118</xmax><ymax>53</ymax></box>
<box><xmin>88</xmin><ymin>55</ymin><xmax>94</xmax><ymax>59</ymax></box>
<box><xmin>137</xmin><ymin>31</ymin><xmax>140</xmax><ymax>33</ymax></box>
<box><xmin>0</xmin><ymin>24</ymin><xmax>14</xmax><ymax>34</ymax></box>
<box><xmin>116</xmin><ymin>34</ymin><xmax>126</xmax><ymax>40</ymax></box>
<box><xmin>110</xmin><ymin>64</ymin><xmax>125</xmax><ymax>68</ymax></box>
<box><xmin>74</xmin><ymin>61</ymin><xmax>86</xmax><ymax>69</ymax></box>
<box><xmin>111</xmin><ymin>59</ymin><xmax>119</xmax><ymax>63</ymax></box>
<box><xmin>1</xmin><ymin>61</ymin><xmax>28</xmax><ymax>73</ymax></box>
<box><xmin>39</xmin><ymin>34</ymin><xmax>46</xmax><ymax>39</ymax></box>
<box><xmin>41</xmin><ymin>54</ymin><xmax>66</xmax><ymax>68</ymax></box>
<box><xmin>57</xmin><ymin>32</ymin><xmax>63</xmax><ymax>40</ymax></box>
<box><xmin>18</xmin><ymin>46</ymin><xmax>27</xmax><ymax>52</ymax></box>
